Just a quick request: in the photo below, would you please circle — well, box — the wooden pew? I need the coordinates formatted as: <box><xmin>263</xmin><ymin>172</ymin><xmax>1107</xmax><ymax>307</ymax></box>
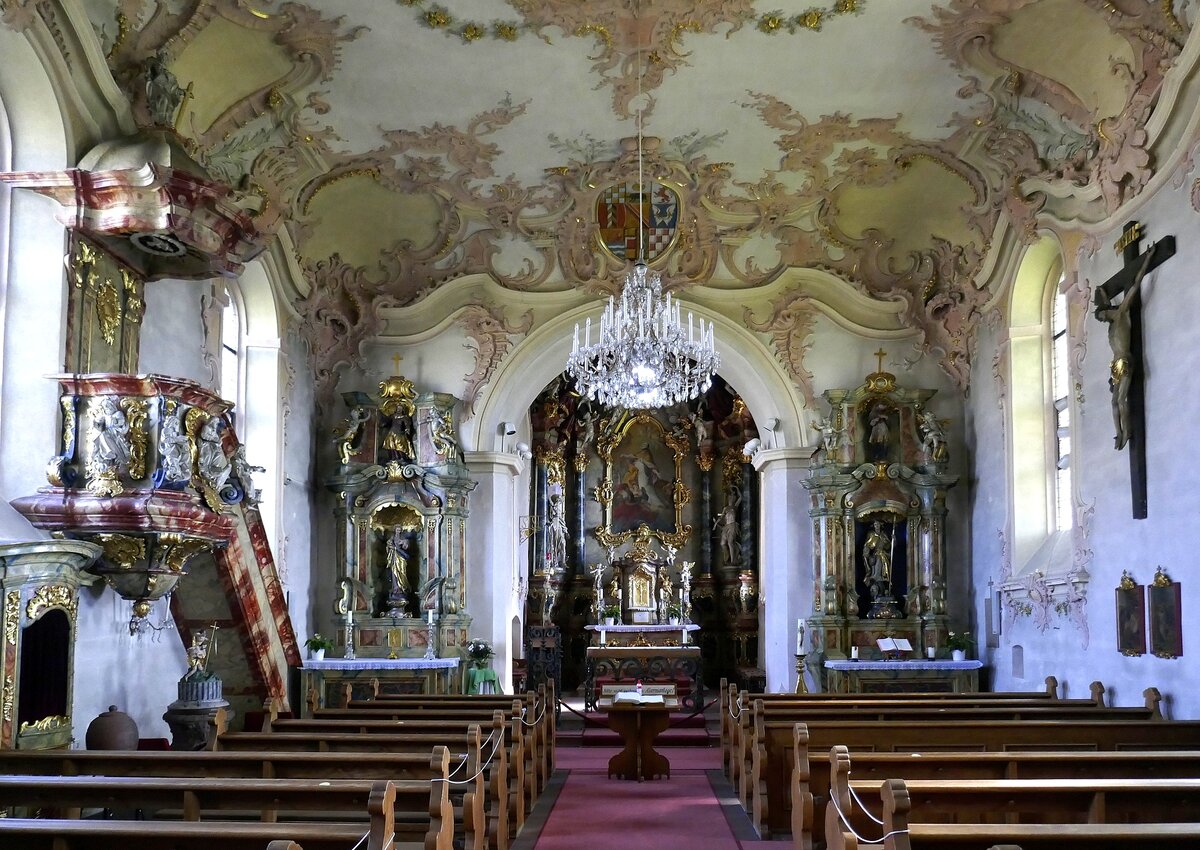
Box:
<box><xmin>0</xmin><ymin>749</ymin><xmax>456</xmax><ymax>848</ymax></box>
<box><xmin>338</xmin><ymin>686</ymin><xmax>552</xmax><ymax>796</ymax></box>
<box><xmin>751</xmin><ymin>711</ymin><xmax>1200</xmax><ymax>838</ymax></box>
<box><xmin>737</xmin><ymin>688</ymin><xmax>1160</xmax><ymax>811</ymax></box>
<box><xmin>819</xmin><ymin>745</ymin><xmax>1200</xmax><ymax>850</ymax></box>
<box><xmin>302</xmin><ymin>703</ymin><xmax>530</xmax><ymax>837</ymax></box>
<box><xmin>215</xmin><ymin>723</ymin><xmax>486</xmax><ymax>850</ymax></box>
<box><xmin>791</xmin><ymin>732</ymin><xmax>1200</xmax><ymax>850</ymax></box>
<box><xmin>824</xmin><ymin>775</ymin><xmax>1200</xmax><ymax>850</ymax></box>
<box><xmin>311</xmin><ymin>698</ymin><xmax>535</xmax><ymax>825</ymax></box>
<box><xmin>721</xmin><ymin>676</ymin><xmax>1095</xmax><ymax>787</ymax></box>
<box><xmin>343</xmin><ymin>678</ymin><xmax>557</xmax><ymax>791</ymax></box>
<box><xmin>0</xmin><ymin>776</ymin><xmax>449</xmax><ymax>850</ymax></box>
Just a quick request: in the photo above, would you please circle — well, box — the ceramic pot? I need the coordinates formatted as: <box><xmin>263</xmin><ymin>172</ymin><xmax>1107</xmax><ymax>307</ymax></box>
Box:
<box><xmin>951</xmin><ymin>649</ymin><xmax>966</xmax><ymax>662</ymax></box>
<box><xmin>85</xmin><ymin>705</ymin><xmax>139</xmax><ymax>750</ymax></box>
<box><xmin>310</xmin><ymin>648</ymin><xmax>326</xmax><ymax>661</ymax></box>
<box><xmin>602</xmin><ymin>617</ymin><xmax>616</xmax><ymax>626</ymax></box>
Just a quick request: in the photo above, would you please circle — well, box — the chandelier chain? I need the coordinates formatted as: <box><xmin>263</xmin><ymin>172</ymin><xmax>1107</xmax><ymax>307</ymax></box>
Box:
<box><xmin>565</xmin><ymin>2</ymin><xmax>719</xmax><ymax>410</ymax></box>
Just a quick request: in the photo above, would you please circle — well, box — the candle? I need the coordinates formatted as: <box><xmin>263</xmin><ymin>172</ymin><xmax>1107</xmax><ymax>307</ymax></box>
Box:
<box><xmin>796</xmin><ymin>618</ymin><xmax>805</xmax><ymax>654</ymax></box>
<box><xmin>427</xmin><ymin>609</ymin><xmax>435</xmax><ymax>625</ymax></box>
<box><xmin>926</xmin><ymin>646</ymin><xmax>936</xmax><ymax>659</ymax></box>
<box><xmin>850</xmin><ymin>646</ymin><xmax>859</xmax><ymax>660</ymax></box>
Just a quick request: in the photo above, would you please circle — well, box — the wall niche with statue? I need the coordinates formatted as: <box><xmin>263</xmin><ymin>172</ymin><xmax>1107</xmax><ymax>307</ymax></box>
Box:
<box><xmin>803</xmin><ymin>360</ymin><xmax>958</xmax><ymax>686</ymax></box>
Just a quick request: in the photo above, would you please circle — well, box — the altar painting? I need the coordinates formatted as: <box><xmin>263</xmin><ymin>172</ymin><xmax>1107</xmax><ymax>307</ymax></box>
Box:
<box><xmin>594</xmin><ymin>412</ymin><xmax>691</xmax><ymax>549</ymax></box>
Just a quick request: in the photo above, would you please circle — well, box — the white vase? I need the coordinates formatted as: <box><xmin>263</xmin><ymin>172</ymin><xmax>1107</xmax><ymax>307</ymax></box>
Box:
<box><xmin>669</xmin><ymin>617</ymin><xmax>680</xmax><ymax>626</ymax></box>
<box><xmin>603</xmin><ymin>617</ymin><xmax>616</xmax><ymax>626</ymax></box>
<box><xmin>951</xmin><ymin>649</ymin><xmax>966</xmax><ymax>662</ymax></box>
<box><xmin>310</xmin><ymin>648</ymin><xmax>326</xmax><ymax>661</ymax></box>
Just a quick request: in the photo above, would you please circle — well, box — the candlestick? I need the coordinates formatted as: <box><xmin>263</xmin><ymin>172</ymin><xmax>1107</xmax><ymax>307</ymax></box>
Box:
<box><xmin>850</xmin><ymin>646</ymin><xmax>859</xmax><ymax>660</ymax></box>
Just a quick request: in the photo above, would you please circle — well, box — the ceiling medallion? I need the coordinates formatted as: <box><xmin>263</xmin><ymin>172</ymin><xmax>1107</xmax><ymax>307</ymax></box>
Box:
<box><xmin>595</xmin><ymin>179</ymin><xmax>679</xmax><ymax>263</ymax></box>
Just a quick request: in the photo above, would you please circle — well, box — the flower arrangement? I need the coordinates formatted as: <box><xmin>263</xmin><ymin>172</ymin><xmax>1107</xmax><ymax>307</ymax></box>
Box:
<box><xmin>945</xmin><ymin>631</ymin><xmax>975</xmax><ymax>651</ymax></box>
<box><xmin>666</xmin><ymin>602</ymin><xmax>683</xmax><ymax>619</ymax></box>
<box><xmin>601</xmin><ymin>604</ymin><xmax>621</xmax><ymax>619</ymax></box>
<box><xmin>304</xmin><ymin>633</ymin><xmax>334</xmax><ymax>653</ymax></box>
<box><xmin>465</xmin><ymin>638</ymin><xmax>494</xmax><ymax>665</ymax></box>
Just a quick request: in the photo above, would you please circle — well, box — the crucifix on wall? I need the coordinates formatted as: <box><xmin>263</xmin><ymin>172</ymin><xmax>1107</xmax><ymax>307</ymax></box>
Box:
<box><xmin>1093</xmin><ymin>220</ymin><xmax>1175</xmax><ymax>520</ymax></box>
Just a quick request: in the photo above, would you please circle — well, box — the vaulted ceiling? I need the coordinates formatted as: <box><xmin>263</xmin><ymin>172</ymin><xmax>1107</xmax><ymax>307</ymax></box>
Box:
<box><xmin>39</xmin><ymin>1</ymin><xmax>1200</xmax><ymax>398</ymax></box>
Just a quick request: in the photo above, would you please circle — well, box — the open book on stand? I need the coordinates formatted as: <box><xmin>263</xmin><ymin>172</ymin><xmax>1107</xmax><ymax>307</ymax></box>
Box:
<box><xmin>613</xmin><ymin>692</ymin><xmax>665</xmax><ymax>705</ymax></box>
<box><xmin>877</xmin><ymin>637</ymin><xmax>912</xmax><ymax>657</ymax></box>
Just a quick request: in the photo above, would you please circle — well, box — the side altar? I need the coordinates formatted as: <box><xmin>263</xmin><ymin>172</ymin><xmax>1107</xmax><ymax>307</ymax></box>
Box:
<box><xmin>300</xmin><ymin>657</ymin><xmax>461</xmax><ymax>714</ymax></box>
<box><xmin>824</xmin><ymin>659</ymin><xmax>983</xmax><ymax>694</ymax></box>
<box><xmin>804</xmin><ymin>360</ymin><xmax>960</xmax><ymax>689</ymax></box>
<box><xmin>324</xmin><ymin>375</ymin><xmax>476</xmax><ymax>664</ymax></box>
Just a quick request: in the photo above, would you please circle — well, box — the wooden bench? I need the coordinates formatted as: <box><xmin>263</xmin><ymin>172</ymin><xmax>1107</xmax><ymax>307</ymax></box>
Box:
<box><xmin>338</xmin><ymin>683</ymin><xmax>555</xmax><ymax>797</ymax></box>
<box><xmin>824</xmin><ymin>775</ymin><xmax>1200</xmax><ymax>850</ymax></box>
<box><xmin>0</xmin><ymin>749</ymin><xmax>457</xmax><ymax>849</ymax></box>
<box><xmin>819</xmin><ymin>745</ymin><xmax>1200</xmax><ymax>850</ymax></box>
<box><xmin>0</xmin><ymin>775</ymin><xmax>448</xmax><ymax>850</ymax></box>
<box><xmin>304</xmin><ymin>702</ymin><xmax>531</xmax><ymax>836</ymax></box>
<box><xmin>791</xmin><ymin>734</ymin><xmax>1200</xmax><ymax>850</ymax></box>
<box><xmin>751</xmin><ymin>713</ymin><xmax>1200</xmax><ymax>838</ymax></box>
<box><xmin>214</xmin><ymin>723</ymin><xmax>487</xmax><ymax>850</ymax></box>
<box><xmin>720</xmin><ymin>676</ymin><xmax>1089</xmax><ymax>784</ymax></box>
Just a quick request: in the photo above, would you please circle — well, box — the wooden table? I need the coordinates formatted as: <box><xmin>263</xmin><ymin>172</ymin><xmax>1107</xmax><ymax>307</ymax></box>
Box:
<box><xmin>604</xmin><ymin>701</ymin><xmax>673</xmax><ymax>782</ymax></box>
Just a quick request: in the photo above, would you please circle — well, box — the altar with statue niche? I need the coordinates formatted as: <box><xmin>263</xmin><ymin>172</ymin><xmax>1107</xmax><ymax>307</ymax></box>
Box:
<box><xmin>803</xmin><ymin>357</ymin><xmax>961</xmax><ymax>690</ymax></box>
<box><xmin>319</xmin><ymin>373</ymin><xmax>474</xmax><ymax>701</ymax></box>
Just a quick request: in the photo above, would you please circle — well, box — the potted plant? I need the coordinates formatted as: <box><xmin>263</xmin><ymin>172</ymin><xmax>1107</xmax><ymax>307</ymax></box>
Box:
<box><xmin>945</xmin><ymin>630</ymin><xmax>974</xmax><ymax>661</ymax></box>
<box><xmin>600</xmin><ymin>604</ymin><xmax>621</xmax><ymax>626</ymax></box>
<box><xmin>666</xmin><ymin>602</ymin><xmax>683</xmax><ymax>625</ymax></box>
<box><xmin>304</xmin><ymin>633</ymin><xmax>334</xmax><ymax>661</ymax></box>
<box><xmin>465</xmin><ymin>638</ymin><xmax>494</xmax><ymax>669</ymax></box>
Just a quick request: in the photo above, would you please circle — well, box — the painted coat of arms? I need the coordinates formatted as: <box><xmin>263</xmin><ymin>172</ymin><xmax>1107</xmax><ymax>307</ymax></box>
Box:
<box><xmin>596</xmin><ymin>180</ymin><xmax>679</xmax><ymax>262</ymax></box>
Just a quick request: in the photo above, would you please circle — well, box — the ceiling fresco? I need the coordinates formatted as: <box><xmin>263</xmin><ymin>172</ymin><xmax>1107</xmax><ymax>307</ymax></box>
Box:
<box><xmin>3</xmin><ymin>0</ymin><xmax>1196</xmax><ymax>403</ymax></box>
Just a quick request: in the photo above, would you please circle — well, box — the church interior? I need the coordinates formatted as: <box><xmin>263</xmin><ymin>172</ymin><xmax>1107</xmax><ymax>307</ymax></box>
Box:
<box><xmin>2</xmin><ymin>0</ymin><xmax>1200</xmax><ymax>846</ymax></box>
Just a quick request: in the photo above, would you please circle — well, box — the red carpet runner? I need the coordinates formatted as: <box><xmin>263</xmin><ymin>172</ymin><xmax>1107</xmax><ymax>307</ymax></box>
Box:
<box><xmin>527</xmin><ymin>747</ymin><xmax>771</xmax><ymax>850</ymax></box>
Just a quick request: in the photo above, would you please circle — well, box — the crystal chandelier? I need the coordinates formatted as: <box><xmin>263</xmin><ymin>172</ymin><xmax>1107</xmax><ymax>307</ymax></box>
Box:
<box><xmin>567</xmin><ymin>263</ymin><xmax>718</xmax><ymax>408</ymax></box>
<box><xmin>565</xmin><ymin>42</ymin><xmax>719</xmax><ymax>409</ymax></box>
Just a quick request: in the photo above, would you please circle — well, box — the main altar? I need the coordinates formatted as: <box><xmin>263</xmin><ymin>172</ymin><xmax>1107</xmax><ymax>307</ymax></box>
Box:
<box><xmin>582</xmin><ymin>625</ymin><xmax>703</xmax><ymax>712</ymax></box>
<box><xmin>523</xmin><ymin>376</ymin><xmax>763</xmax><ymax>695</ymax></box>
<box><xmin>803</xmin><ymin>361</ymin><xmax>960</xmax><ymax>690</ymax></box>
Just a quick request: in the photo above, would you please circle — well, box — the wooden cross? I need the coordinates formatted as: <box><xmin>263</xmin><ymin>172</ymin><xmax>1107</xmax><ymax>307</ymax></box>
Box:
<box><xmin>873</xmin><ymin>348</ymin><xmax>887</xmax><ymax>374</ymax></box>
<box><xmin>1094</xmin><ymin>220</ymin><xmax>1175</xmax><ymax>520</ymax></box>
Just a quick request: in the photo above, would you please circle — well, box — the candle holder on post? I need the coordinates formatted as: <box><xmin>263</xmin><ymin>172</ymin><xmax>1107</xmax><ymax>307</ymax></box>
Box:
<box><xmin>795</xmin><ymin>653</ymin><xmax>808</xmax><ymax>694</ymax></box>
<box><xmin>424</xmin><ymin>609</ymin><xmax>437</xmax><ymax>660</ymax></box>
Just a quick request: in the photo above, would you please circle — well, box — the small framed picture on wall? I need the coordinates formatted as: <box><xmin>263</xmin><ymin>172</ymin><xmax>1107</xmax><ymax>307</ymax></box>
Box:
<box><xmin>1115</xmin><ymin>570</ymin><xmax>1145</xmax><ymax>657</ymax></box>
<box><xmin>1148</xmin><ymin>567</ymin><xmax>1183</xmax><ymax>660</ymax></box>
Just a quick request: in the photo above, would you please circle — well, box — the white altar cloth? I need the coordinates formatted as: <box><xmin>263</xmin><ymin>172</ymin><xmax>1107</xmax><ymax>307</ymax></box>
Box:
<box><xmin>303</xmin><ymin>657</ymin><xmax>460</xmax><ymax>671</ymax></box>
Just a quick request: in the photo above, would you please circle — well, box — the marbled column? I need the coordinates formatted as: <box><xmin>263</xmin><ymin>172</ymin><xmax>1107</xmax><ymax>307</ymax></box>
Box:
<box><xmin>572</xmin><ymin>463</ymin><xmax>586</xmax><ymax>578</ymax></box>
<box><xmin>698</xmin><ymin>459</ymin><xmax>713</xmax><ymax>575</ymax></box>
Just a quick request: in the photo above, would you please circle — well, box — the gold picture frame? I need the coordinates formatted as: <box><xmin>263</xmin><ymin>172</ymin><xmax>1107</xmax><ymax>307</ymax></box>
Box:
<box><xmin>593</xmin><ymin>411</ymin><xmax>692</xmax><ymax>549</ymax></box>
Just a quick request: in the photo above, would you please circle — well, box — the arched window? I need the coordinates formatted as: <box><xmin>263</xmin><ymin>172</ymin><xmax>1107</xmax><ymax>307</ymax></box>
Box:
<box><xmin>1050</xmin><ymin>284</ymin><xmax>1072</xmax><ymax>531</ymax></box>
<box><xmin>1007</xmin><ymin>235</ymin><xmax>1073</xmax><ymax>576</ymax></box>
<box><xmin>218</xmin><ymin>283</ymin><xmax>244</xmax><ymax>431</ymax></box>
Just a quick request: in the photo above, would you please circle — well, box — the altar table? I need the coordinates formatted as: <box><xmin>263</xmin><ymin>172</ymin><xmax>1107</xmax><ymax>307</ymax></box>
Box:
<box><xmin>583</xmin><ymin>624</ymin><xmax>703</xmax><ymax>712</ymax></box>
<box><xmin>300</xmin><ymin>657</ymin><xmax>461</xmax><ymax>715</ymax></box>
<box><xmin>823</xmin><ymin>659</ymin><xmax>983</xmax><ymax>694</ymax></box>
<box><xmin>605</xmin><ymin>701</ymin><xmax>673</xmax><ymax>782</ymax></box>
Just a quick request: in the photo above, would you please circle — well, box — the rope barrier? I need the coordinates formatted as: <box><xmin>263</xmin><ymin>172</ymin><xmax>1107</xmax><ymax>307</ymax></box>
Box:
<box><xmin>828</xmin><ymin>782</ymin><xmax>908</xmax><ymax>845</ymax></box>
<box><xmin>847</xmin><ymin>778</ymin><xmax>885</xmax><ymax>826</ymax></box>
<box><xmin>432</xmin><ymin>728</ymin><xmax>503</xmax><ymax>786</ymax></box>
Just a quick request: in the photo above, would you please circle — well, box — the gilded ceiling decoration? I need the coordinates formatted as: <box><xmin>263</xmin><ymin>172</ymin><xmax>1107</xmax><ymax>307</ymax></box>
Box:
<box><xmin>4</xmin><ymin>0</ymin><xmax>1197</xmax><ymax>403</ymax></box>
